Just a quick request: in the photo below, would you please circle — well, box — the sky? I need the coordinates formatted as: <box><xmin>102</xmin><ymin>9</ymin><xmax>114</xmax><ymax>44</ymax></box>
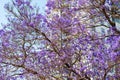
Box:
<box><xmin>0</xmin><ymin>0</ymin><xmax>47</xmax><ymax>29</ymax></box>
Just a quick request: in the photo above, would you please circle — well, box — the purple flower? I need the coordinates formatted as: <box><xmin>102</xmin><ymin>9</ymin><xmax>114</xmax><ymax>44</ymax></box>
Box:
<box><xmin>0</xmin><ymin>30</ymin><xmax>5</xmax><ymax>36</ymax></box>
<box><xmin>46</xmin><ymin>0</ymin><xmax>55</xmax><ymax>9</ymax></box>
<box><xmin>25</xmin><ymin>1</ymin><xmax>30</xmax><ymax>6</ymax></box>
<box><xmin>45</xmin><ymin>9</ymin><xmax>51</xmax><ymax>14</ymax></box>
<box><xmin>80</xmin><ymin>66</ymin><xmax>87</xmax><ymax>72</ymax></box>
<box><xmin>15</xmin><ymin>0</ymin><xmax>23</xmax><ymax>6</ymax></box>
<box><xmin>78</xmin><ymin>0</ymin><xmax>88</xmax><ymax>5</ymax></box>
<box><xmin>4</xmin><ymin>4</ymin><xmax>9</xmax><ymax>9</ymax></box>
<box><xmin>29</xmin><ymin>22</ymin><xmax>34</xmax><ymax>27</ymax></box>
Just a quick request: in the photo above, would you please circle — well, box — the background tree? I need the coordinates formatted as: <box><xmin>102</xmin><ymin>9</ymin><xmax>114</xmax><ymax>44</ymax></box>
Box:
<box><xmin>0</xmin><ymin>0</ymin><xmax>120</xmax><ymax>80</ymax></box>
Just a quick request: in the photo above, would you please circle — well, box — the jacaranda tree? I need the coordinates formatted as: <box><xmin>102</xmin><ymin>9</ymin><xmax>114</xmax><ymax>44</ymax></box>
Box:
<box><xmin>0</xmin><ymin>0</ymin><xmax>120</xmax><ymax>80</ymax></box>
